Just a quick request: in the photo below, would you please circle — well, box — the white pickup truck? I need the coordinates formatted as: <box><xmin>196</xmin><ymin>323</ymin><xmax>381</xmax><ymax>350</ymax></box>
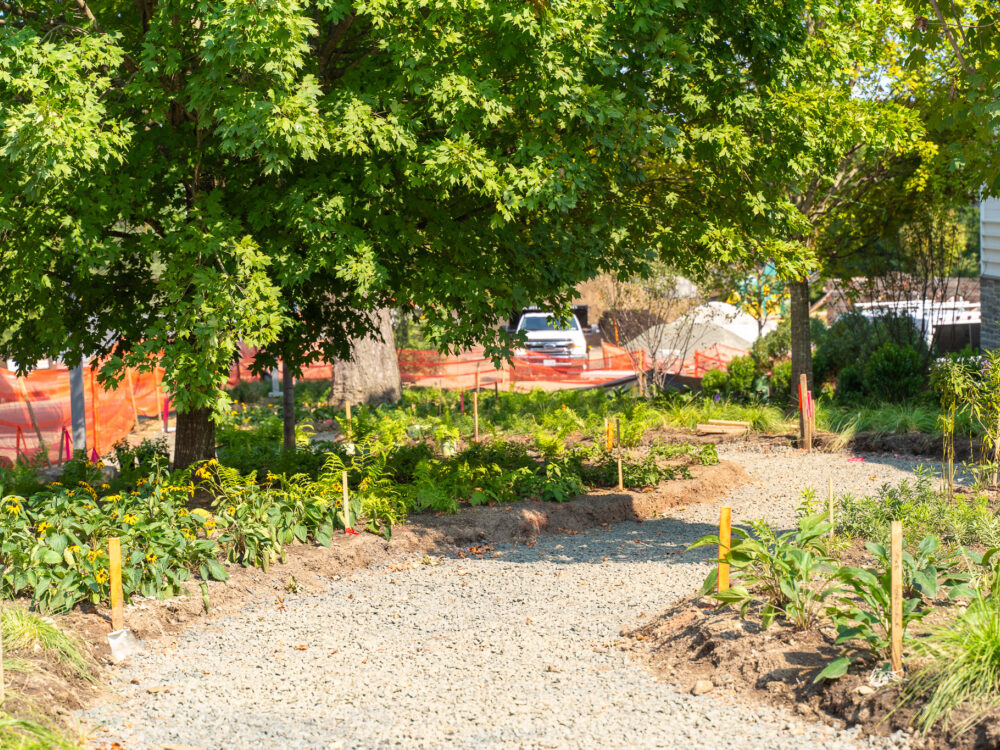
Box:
<box><xmin>512</xmin><ymin>310</ymin><xmax>589</xmax><ymax>361</ymax></box>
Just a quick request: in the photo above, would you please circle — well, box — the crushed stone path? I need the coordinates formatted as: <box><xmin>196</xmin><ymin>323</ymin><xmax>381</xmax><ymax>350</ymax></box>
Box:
<box><xmin>83</xmin><ymin>449</ymin><xmax>927</xmax><ymax>749</ymax></box>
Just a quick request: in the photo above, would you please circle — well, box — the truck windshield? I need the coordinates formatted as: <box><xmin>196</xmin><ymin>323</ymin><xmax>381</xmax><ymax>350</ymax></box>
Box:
<box><xmin>519</xmin><ymin>315</ymin><xmax>576</xmax><ymax>332</ymax></box>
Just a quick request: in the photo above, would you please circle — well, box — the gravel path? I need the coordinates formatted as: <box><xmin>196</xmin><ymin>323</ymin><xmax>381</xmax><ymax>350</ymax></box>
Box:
<box><xmin>83</xmin><ymin>449</ymin><xmax>931</xmax><ymax>750</ymax></box>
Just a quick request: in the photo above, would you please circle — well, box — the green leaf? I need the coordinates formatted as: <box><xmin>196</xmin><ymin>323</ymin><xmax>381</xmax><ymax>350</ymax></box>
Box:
<box><xmin>814</xmin><ymin>656</ymin><xmax>851</xmax><ymax>683</ymax></box>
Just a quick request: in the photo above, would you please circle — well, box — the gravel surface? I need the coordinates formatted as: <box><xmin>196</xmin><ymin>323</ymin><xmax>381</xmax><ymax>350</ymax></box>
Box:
<box><xmin>83</xmin><ymin>449</ymin><xmax>928</xmax><ymax>750</ymax></box>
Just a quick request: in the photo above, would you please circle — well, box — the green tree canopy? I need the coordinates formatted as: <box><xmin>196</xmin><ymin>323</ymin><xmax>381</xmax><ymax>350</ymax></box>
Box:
<box><xmin>0</xmin><ymin>0</ymin><xmax>839</xmax><ymax>462</ymax></box>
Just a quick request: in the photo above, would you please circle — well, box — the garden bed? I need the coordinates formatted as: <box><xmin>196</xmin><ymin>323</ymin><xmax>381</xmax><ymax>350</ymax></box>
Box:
<box><xmin>628</xmin><ymin>596</ymin><xmax>1000</xmax><ymax>749</ymax></box>
<box><xmin>57</xmin><ymin>457</ymin><xmax>747</xmax><ymax>664</ymax></box>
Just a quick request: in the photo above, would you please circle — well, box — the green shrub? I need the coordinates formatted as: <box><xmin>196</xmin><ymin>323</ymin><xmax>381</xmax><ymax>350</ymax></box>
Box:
<box><xmin>701</xmin><ymin>368</ymin><xmax>728</xmax><ymax>396</ymax></box>
<box><xmin>863</xmin><ymin>342</ymin><xmax>926</xmax><ymax>402</ymax></box>
<box><xmin>814</xmin><ymin>310</ymin><xmax>927</xmax><ymax>389</ymax></box>
<box><xmin>726</xmin><ymin>355</ymin><xmax>756</xmax><ymax>396</ymax></box>
<box><xmin>836</xmin><ymin>363</ymin><xmax>865</xmax><ymax>398</ymax></box>
<box><xmin>768</xmin><ymin>360</ymin><xmax>792</xmax><ymax>401</ymax></box>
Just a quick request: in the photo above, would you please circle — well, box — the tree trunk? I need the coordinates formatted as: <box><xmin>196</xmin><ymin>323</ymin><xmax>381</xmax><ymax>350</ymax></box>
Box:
<box><xmin>789</xmin><ymin>278</ymin><xmax>813</xmax><ymax>436</ymax></box>
<box><xmin>329</xmin><ymin>308</ymin><xmax>402</xmax><ymax>409</ymax></box>
<box><xmin>174</xmin><ymin>406</ymin><xmax>216</xmax><ymax>469</ymax></box>
<box><xmin>282</xmin><ymin>361</ymin><xmax>295</xmax><ymax>452</ymax></box>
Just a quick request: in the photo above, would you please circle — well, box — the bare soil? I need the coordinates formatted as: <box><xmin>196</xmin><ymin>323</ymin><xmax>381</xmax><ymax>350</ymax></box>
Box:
<box><xmin>628</xmin><ymin>597</ymin><xmax>1000</xmax><ymax>750</ymax></box>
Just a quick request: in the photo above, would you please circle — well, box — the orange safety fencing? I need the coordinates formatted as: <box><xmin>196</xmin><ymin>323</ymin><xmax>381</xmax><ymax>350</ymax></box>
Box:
<box><xmin>662</xmin><ymin>343</ymin><xmax>748</xmax><ymax>379</ymax></box>
<box><xmin>397</xmin><ymin>344</ymin><xmax>647</xmax><ymax>390</ymax></box>
<box><xmin>228</xmin><ymin>344</ymin><xmax>336</xmax><ymax>386</ymax></box>
<box><xmin>0</xmin><ymin>365</ymin><xmax>165</xmax><ymax>467</ymax></box>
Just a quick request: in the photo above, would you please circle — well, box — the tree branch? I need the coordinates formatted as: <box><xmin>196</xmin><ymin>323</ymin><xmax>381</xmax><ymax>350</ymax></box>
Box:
<box><xmin>927</xmin><ymin>0</ymin><xmax>974</xmax><ymax>75</ymax></box>
<box><xmin>73</xmin><ymin>0</ymin><xmax>99</xmax><ymax>29</ymax></box>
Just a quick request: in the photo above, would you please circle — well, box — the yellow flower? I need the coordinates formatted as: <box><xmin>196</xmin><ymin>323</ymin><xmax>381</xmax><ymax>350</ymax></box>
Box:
<box><xmin>101</xmin><ymin>483</ymin><xmax>110</xmax><ymax>490</ymax></box>
<box><xmin>227</xmin><ymin>506</ymin><xmax>236</xmax><ymax>514</ymax></box>
<box><xmin>145</xmin><ymin>553</ymin><xmax>158</xmax><ymax>564</ymax></box>
<box><xmin>87</xmin><ymin>549</ymin><xmax>102</xmax><ymax>562</ymax></box>
<box><xmin>68</xmin><ymin>545</ymin><xmax>81</xmax><ymax>553</ymax></box>
<box><xmin>49</xmin><ymin>481</ymin><xmax>62</xmax><ymax>487</ymax></box>
<box><xmin>5</xmin><ymin>503</ymin><xmax>21</xmax><ymax>515</ymax></box>
<box><xmin>36</xmin><ymin>521</ymin><xmax>52</xmax><ymax>537</ymax></box>
<box><xmin>122</xmin><ymin>514</ymin><xmax>138</xmax><ymax>525</ymax></box>
<box><xmin>178</xmin><ymin>508</ymin><xmax>189</xmax><ymax>518</ymax></box>
<box><xmin>95</xmin><ymin>568</ymin><xmax>108</xmax><ymax>584</ymax></box>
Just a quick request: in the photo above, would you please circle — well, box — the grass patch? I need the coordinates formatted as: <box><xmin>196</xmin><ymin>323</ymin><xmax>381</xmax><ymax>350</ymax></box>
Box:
<box><xmin>904</xmin><ymin>592</ymin><xmax>1000</xmax><ymax>735</ymax></box>
<box><xmin>0</xmin><ymin>715</ymin><xmax>81</xmax><ymax>750</ymax></box>
<box><xmin>1</xmin><ymin>608</ymin><xmax>92</xmax><ymax>681</ymax></box>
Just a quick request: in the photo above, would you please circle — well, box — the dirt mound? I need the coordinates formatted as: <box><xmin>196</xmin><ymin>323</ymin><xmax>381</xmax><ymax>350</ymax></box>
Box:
<box><xmin>628</xmin><ymin>599</ymin><xmax>1000</xmax><ymax>750</ymax></box>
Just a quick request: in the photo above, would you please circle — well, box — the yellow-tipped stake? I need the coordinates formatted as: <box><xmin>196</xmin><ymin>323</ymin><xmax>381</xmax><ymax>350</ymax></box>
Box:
<box><xmin>890</xmin><ymin>520</ymin><xmax>903</xmax><ymax>674</ymax></box>
<box><xmin>109</xmin><ymin>537</ymin><xmax>124</xmax><ymax>632</ymax></box>
<box><xmin>605</xmin><ymin>419</ymin><xmax>613</xmax><ymax>452</ymax></box>
<box><xmin>718</xmin><ymin>507</ymin><xmax>732</xmax><ymax>592</ymax></box>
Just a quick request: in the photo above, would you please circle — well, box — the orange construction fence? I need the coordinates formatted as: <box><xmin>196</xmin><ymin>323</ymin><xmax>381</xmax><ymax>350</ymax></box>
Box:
<box><xmin>0</xmin><ymin>364</ymin><xmax>165</xmax><ymax>467</ymax></box>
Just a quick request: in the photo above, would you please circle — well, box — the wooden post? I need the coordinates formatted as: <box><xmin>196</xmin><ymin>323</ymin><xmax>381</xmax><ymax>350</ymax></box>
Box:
<box><xmin>109</xmin><ymin>537</ymin><xmax>124</xmax><ymax>632</ymax></box>
<box><xmin>473</xmin><ymin>391</ymin><xmax>479</xmax><ymax>443</ymax></box>
<box><xmin>342</xmin><ymin>471</ymin><xmax>351</xmax><ymax>532</ymax></box>
<box><xmin>475</xmin><ymin>366</ymin><xmax>480</xmax><ymax>393</ymax></box>
<box><xmin>345</xmin><ymin>399</ymin><xmax>352</xmax><ymax>439</ymax></box>
<box><xmin>616</xmin><ymin>418</ymin><xmax>623</xmax><ymax>491</ymax></box>
<box><xmin>718</xmin><ymin>506</ymin><xmax>732</xmax><ymax>592</ymax></box>
<box><xmin>806</xmin><ymin>389</ymin><xmax>816</xmax><ymax>453</ymax></box>
<box><xmin>890</xmin><ymin>520</ymin><xmax>903</xmax><ymax>674</ymax></box>
<box><xmin>828</xmin><ymin>476</ymin><xmax>834</xmax><ymax>538</ymax></box>
<box><xmin>798</xmin><ymin>373</ymin><xmax>808</xmax><ymax>451</ymax></box>
<box><xmin>605</xmin><ymin>419</ymin><xmax>613</xmax><ymax>452</ymax></box>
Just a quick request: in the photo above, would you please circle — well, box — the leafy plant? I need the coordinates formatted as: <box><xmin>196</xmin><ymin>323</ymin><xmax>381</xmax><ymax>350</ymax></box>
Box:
<box><xmin>692</xmin><ymin>513</ymin><xmax>839</xmax><ymax>630</ymax></box>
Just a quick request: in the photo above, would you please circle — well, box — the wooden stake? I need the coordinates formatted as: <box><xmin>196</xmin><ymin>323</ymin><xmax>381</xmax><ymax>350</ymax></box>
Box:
<box><xmin>345</xmin><ymin>399</ymin><xmax>352</xmax><ymax>439</ymax></box>
<box><xmin>718</xmin><ymin>506</ymin><xmax>732</xmax><ymax>592</ymax></box>
<box><xmin>109</xmin><ymin>537</ymin><xmax>124</xmax><ymax>632</ymax></box>
<box><xmin>475</xmin><ymin>366</ymin><xmax>480</xmax><ymax>393</ymax></box>
<box><xmin>342</xmin><ymin>471</ymin><xmax>351</xmax><ymax>532</ymax></box>
<box><xmin>616</xmin><ymin>418</ymin><xmax>623</xmax><ymax>491</ymax></box>
<box><xmin>890</xmin><ymin>520</ymin><xmax>903</xmax><ymax>674</ymax></box>
<box><xmin>605</xmin><ymin>419</ymin><xmax>613</xmax><ymax>452</ymax></box>
<box><xmin>473</xmin><ymin>391</ymin><xmax>479</xmax><ymax>443</ymax></box>
<box><xmin>798</xmin><ymin>373</ymin><xmax>809</xmax><ymax>451</ymax></box>
<box><xmin>828</xmin><ymin>476</ymin><xmax>834</xmax><ymax>538</ymax></box>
